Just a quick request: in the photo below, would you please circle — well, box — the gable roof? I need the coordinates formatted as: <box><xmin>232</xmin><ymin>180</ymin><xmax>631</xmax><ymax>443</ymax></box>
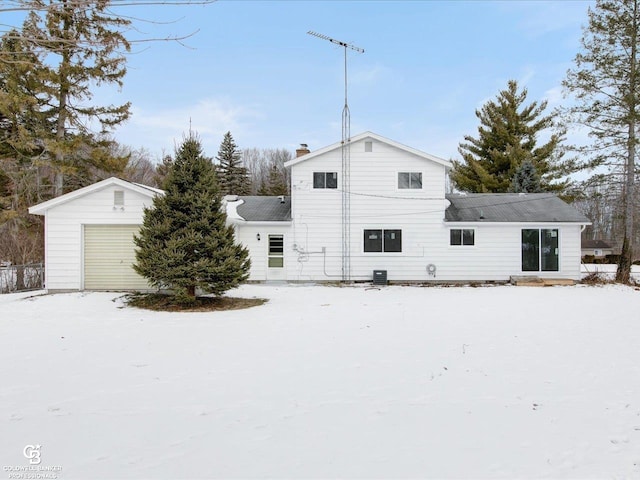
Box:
<box><xmin>28</xmin><ymin>177</ymin><xmax>160</xmax><ymax>215</ymax></box>
<box><xmin>284</xmin><ymin>131</ymin><xmax>452</xmax><ymax>169</ymax></box>
<box><xmin>232</xmin><ymin>196</ymin><xmax>291</xmax><ymax>222</ymax></box>
<box><xmin>445</xmin><ymin>193</ymin><xmax>591</xmax><ymax>223</ymax></box>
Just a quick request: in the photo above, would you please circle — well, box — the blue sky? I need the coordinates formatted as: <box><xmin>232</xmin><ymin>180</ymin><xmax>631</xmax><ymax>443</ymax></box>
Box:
<box><xmin>100</xmin><ymin>0</ymin><xmax>593</xmax><ymax>161</ymax></box>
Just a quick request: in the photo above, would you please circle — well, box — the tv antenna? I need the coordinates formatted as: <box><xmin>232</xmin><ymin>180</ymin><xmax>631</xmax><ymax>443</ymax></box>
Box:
<box><xmin>308</xmin><ymin>30</ymin><xmax>364</xmax><ymax>282</ymax></box>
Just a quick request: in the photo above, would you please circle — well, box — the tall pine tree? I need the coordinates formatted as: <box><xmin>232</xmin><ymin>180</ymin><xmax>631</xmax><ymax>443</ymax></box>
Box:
<box><xmin>134</xmin><ymin>135</ymin><xmax>251</xmax><ymax>304</ymax></box>
<box><xmin>451</xmin><ymin>80</ymin><xmax>569</xmax><ymax>193</ymax></box>
<box><xmin>22</xmin><ymin>1</ymin><xmax>131</xmax><ymax>195</ymax></box>
<box><xmin>563</xmin><ymin>0</ymin><xmax>640</xmax><ymax>284</ymax></box>
<box><xmin>216</xmin><ymin>131</ymin><xmax>250</xmax><ymax>196</ymax></box>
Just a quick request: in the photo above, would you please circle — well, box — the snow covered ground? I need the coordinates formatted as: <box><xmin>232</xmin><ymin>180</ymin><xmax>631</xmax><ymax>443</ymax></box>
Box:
<box><xmin>1</xmin><ymin>284</ymin><xmax>640</xmax><ymax>479</ymax></box>
<box><xmin>582</xmin><ymin>263</ymin><xmax>640</xmax><ymax>281</ymax></box>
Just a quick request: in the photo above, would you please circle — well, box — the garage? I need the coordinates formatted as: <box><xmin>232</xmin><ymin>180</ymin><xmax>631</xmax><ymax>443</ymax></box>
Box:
<box><xmin>84</xmin><ymin>224</ymin><xmax>149</xmax><ymax>290</ymax></box>
<box><xmin>28</xmin><ymin>177</ymin><xmax>161</xmax><ymax>292</ymax></box>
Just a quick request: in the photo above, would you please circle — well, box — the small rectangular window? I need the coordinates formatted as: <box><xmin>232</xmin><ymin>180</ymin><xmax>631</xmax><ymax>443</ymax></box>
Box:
<box><xmin>364</xmin><ymin>229</ymin><xmax>383</xmax><ymax>252</ymax></box>
<box><xmin>384</xmin><ymin>229</ymin><xmax>402</xmax><ymax>252</ymax></box>
<box><xmin>398</xmin><ymin>172</ymin><xmax>422</xmax><ymax>189</ymax></box>
<box><xmin>462</xmin><ymin>229</ymin><xmax>474</xmax><ymax>245</ymax></box>
<box><xmin>313</xmin><ymin>172</ymin><xmax>338</xmax><ymax>189</ymax></box>
<box><xmin>114</xmin><ymin>190</ymin><xmax>124</xmax><ymax>206</ymax></box>
<box><xmin>326</xmin><ymin>172</ymin><xmax>337</xmax><ymax>189</ymax></box>
<box><xmin>364</xmin><ymin>141</ymin><xmax>373</xmax><ymax>152</ymax></box>
<box><xmin>364</xmin><ymin>229</ymin><xmax>402</xmax><ymax>253</ymax></box>
<box><xmin>450</xmin><ymin>229</ymin><xmax>474</xmax><ymax>246</ymax></box>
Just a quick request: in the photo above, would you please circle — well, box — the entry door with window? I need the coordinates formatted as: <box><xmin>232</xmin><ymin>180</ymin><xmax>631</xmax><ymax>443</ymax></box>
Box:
<box><xmin>267</xmin><ymin>234</ymin><xmax>285</xmax><ymax>280</ymax></box>
<box><xmin>522</xmin><ymin>229</ymin><xmax>559</xmax><ymax>272</ymax></box>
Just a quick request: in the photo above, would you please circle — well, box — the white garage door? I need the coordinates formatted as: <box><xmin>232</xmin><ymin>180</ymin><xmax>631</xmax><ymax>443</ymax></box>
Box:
<box><xmin>84</xmin><ymin>225</ymin><xmax>150</xmax><ymax>290</ymax></box>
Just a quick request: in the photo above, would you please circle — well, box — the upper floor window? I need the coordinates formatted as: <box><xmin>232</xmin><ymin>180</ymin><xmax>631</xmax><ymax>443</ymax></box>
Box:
<box><xmin>364</xmin><ymin>229</ymin><xmax>402</xmax><ymax>253</ymax></box>
<box><xmin>313</xmin><ymin>172</ymin><xmax>338</xmax><ymax>189</ymax></box>
<box><xmin>398</xmin><ymin>172</ymin><xmax>422</xmax><ymax>189</ymax></box>
<box><xmin>450</xmin><ymin>228</ymin><xmax>474</xmax><ymax>246</ymax></box>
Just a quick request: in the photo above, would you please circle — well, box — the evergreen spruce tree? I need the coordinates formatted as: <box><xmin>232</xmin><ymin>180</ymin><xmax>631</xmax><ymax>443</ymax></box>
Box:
<box><xmin>511</xmin><ymin>160</ymin><xmax>542</xmax><ymax>193</ymax></box>
<box><xmin>451</xmin><ymin>80</ymin><xmax>569</xmax><ymax>193</ymax></box>
<box><xmin>153</xmin><ymin>154</ymin><xmax>174</xmax><ymax>188</ymax></box>
<box><xmin>216</xmin><ymin>131</ymin><xmax>250</xmax><ymax>195</ymax></box>
<box><xmin>563</xmin><ymin>0</ymin><xmax>640</xmax><ymax>284</ymax></box>
<box><xmin>134</xmin><ymin>135</ymin><xmax>251</xmax><ymax>304</ymax></box>
<box><xmin>262</xmin><ymin>164</ymin><xmax>288</xmax><ymax>196</ymax></box>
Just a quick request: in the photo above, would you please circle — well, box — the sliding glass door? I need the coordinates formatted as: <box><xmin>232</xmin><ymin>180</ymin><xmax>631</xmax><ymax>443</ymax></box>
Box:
<box><xmin>522</xmin><ymin>229</ymin><xmax>559</xmax><ymax>272</ymax></box>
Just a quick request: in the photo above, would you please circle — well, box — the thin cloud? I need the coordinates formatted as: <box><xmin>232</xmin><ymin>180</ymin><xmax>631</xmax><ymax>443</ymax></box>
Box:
<box><xmin>499</xmin><ymin>1</ymin><xmax>592</xmax><ymax>38</ymax></box>
<box><xmin>544</xmin><ymin>85</ymin><xmax>564</xmax><ymax>107</ymax></box>
<box><xmin>117</xmin><ymin>98</ymin><xmax>263</xmax><ymax>158</ymax></box>
<box><xmin>350</xmin><ymin>63</ymin><xmax>389</xmax><ymax>86</ymax></box>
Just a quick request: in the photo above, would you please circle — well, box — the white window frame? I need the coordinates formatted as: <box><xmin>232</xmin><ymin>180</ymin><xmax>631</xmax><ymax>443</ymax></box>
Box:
<box><xmin>268</xmin><ymin>234</ymin><xmax>284</xmax><ymax>268</ymax></box>
<box><xmin>313</xmin><ymin>172</ymin><xmax>338</xmax><ymax>189</ymax></box>
<box><xmin>449</xmin><ymin>228</ymin><xmax>475</xmax><ymax>246</ymax></box>
<box><xmin>397</xmin><ymin>171</ymin><xmax>423</xmax><ymax>190</ymax></box>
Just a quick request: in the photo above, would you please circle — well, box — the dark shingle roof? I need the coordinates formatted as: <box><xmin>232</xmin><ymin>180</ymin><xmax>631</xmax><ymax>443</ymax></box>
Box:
<box><xmin>445</xmin><ymin>193</ymin><xmax>590</xmax><ymax>223</ymax></box>
<box><xmin>236</xmin><ymin>196</ymin><xmax>291</xmax><ymax>222</ymax></box>
<box><xmin>582</xmin><ymin>239</ymin><xmax>613</xmax><ymax>249</ymax></box>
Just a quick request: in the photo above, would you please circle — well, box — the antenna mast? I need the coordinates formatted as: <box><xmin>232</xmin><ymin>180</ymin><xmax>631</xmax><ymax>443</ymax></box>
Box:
<box><xmin>308</xmin><ymin>31</ymin><xmax>364</xmax><ymax>282</ymax></box>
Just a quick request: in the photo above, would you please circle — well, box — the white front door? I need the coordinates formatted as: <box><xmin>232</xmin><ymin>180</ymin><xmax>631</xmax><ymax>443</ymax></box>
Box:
<box><xmin>266</xmin><ymin>234</ymin><xmax>285</xmax><ymax>281</ymax></box>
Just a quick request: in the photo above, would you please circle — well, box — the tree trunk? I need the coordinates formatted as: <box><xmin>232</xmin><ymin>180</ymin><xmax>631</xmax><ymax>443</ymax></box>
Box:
<box><xmin>187</xmin><ymin>284</ymin><xmax>196</xmax><ymax>299</ymax></box>
<box><xmin>15</xmin><ymin>265</ymin><xmax>25</xmax><ymax>291</ymax></box>
<box><xmin>616</xmin><ymin>0</ymin><xmax>637</xmax><ymax>284</ymax></box>
<box><xmin>53</xmin><ymin>0</ymin><xmax>72</xmax><ymax>198</ymax></box>
<box><xmin>617</xmin><ymin>235</ymin><xmax>632</xmax><ymax>284</ymax></box>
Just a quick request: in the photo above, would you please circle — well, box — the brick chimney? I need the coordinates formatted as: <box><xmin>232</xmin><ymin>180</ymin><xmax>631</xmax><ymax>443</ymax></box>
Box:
<box><xmin>296</xmin><ymin>143</ymin><xmax>310</xmax><ymax>158</ymax></box>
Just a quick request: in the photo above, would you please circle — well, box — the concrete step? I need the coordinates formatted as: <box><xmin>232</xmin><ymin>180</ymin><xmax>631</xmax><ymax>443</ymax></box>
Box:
<box><xmin>510</xmin><ymin>276</ymin><xmax>575</xmax><ymax>286</ymax></box>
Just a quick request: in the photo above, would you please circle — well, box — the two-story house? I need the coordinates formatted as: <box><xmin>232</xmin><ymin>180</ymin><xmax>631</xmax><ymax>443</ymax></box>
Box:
<box><xmin>228</xmin><ymin>131</ymin><xmax>589</xmax><ymax>283</ymax></box>
<box><xmin>29</xmin><ymin>131</ymin><xmax>589</xmax><ymax>291</ymax></box>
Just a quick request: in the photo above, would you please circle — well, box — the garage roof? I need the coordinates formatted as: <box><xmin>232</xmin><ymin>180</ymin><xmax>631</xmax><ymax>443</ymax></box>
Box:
<box><xmin>29</xmin><ymin>177</ymin><xmax>159</xmax><ymax>215</ymax></box>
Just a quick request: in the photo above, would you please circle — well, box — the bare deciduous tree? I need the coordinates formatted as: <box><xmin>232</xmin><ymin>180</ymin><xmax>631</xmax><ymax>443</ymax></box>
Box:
<box><xmin>242</xmin><ymin>147</ymin><xmax>291</xmax><ymax>195</ymax></box>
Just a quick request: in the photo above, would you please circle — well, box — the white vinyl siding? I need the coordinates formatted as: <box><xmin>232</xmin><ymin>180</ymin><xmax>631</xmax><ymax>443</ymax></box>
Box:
<box><xmin>288</xmin><ymin>137</ymin><xmax>448</xmax><ymax>280</ymax></box>
<box><xmin>231</xmin><ymin>224</ymin><xmax>291</xmax><ymax>281</ymax></box>
<box><xmin>39</xmin><ymin>182</ymin><xmax>155</xmax><ymax>291</ymax></box>
<box><xmin>283</xmin><ymin>136</ymin><xmax>583</xmax><ymax>282</ymax></box>
<box><xmin>84</xmin><ymin>225</ymin><xmax>149</xmax><ymax>290</ymax></box>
